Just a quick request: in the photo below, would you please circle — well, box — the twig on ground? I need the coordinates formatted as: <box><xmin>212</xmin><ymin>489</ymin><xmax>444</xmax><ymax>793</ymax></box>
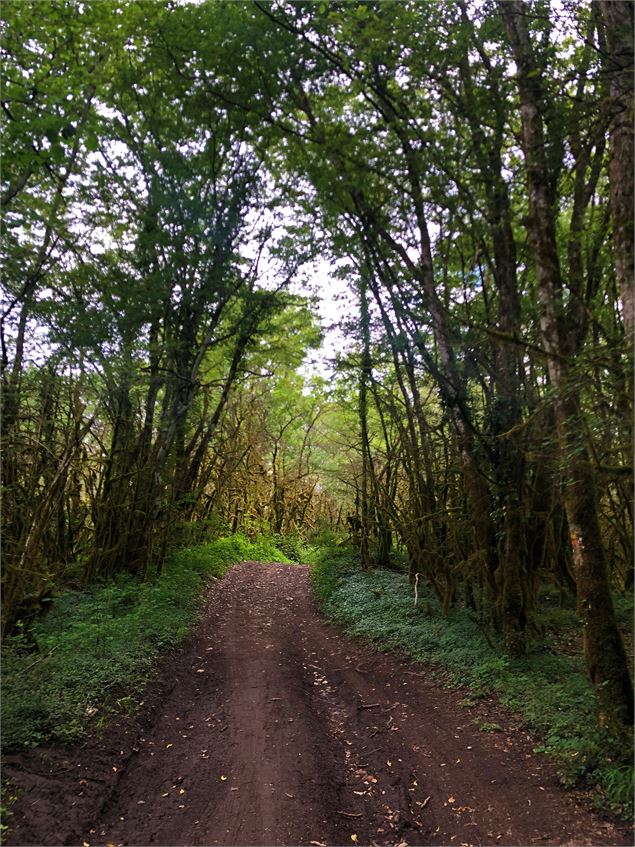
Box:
<box><xmin>22</xmin><ymin>644</ymin><xmax>58</xmax><ymax>673</ymax></box>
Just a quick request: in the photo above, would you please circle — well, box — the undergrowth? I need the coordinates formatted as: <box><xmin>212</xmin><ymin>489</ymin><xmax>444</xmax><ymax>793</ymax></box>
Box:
<box><xmin>0</xmin><ymin>778</ymin><xmax>19</xmax><ymax>841</ymax></box>
<box><xmin>1</xmin><ymin>534</ymin><xmax>289</xmax><ymax>751</ymax></box>
<box><xmin>310</xmin><ymin>546</ymin><xmax>634</xmax><ymax>820</ymax></box>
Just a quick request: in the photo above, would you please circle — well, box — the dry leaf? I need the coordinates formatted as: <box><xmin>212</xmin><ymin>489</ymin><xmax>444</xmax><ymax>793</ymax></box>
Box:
<box><xmin>448</xmin><ymin>796</ymin><xmax>456</xmax><ymax>804</ymax></box>
<box><xmin>179</xmin><ymin>788</ymin><xmax>186</xmax><ymax>795</ymax></box>
<box><xmin>351</xmin><ymin>836</ymin><xmax>358</xmax><ymax>844</ymax></box>
<box><xmin>220</xmin><ymin>775</ymin><xmax>228</xmax><ymax>781</ymax></box>
<box><xmin>166</xmin><ymin>743</ymin><xmax>173</xmax><ymax>749</ymax></box>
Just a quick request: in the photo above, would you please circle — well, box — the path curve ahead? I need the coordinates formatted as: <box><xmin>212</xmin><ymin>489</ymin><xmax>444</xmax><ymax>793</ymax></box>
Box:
<box><xmin>6</xmin><ymin>563</ymin><xmax>631</xmax><ymax>846</ymax></box>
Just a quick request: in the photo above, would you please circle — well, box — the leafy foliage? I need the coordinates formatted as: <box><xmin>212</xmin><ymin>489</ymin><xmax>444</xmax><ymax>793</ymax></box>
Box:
<box><xmin>1</xmin><ymin>0</ymin><xmax>632</xmax><ymax>782</ymax></box>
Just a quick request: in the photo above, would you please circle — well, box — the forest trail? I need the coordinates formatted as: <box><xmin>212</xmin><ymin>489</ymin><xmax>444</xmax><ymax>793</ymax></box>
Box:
<box><xmin>5</xmin><ymin>562</ymin><xmax>631</xmax><ymax>847</ymax></box>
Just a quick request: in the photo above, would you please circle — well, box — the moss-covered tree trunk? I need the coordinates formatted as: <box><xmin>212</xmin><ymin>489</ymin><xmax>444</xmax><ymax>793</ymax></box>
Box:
<box><xmin>598</xmin><ymin>0</ymin><xmax>634</xmax><ymax>344</ymax></box>
<box><xmin>500</xmin><ymin>0</ymin><xmax>633</xmax><ymax>730</ymax></box>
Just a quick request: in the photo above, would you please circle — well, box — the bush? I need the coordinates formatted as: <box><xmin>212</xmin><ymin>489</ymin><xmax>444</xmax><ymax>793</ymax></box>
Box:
<box><xmin>268</xmin><ymin>531</ymin><xmax>304</xmax><ymax>562</ymax></box>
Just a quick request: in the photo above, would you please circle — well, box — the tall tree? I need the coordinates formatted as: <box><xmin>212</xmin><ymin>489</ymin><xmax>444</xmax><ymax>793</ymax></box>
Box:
<box><xmin>499</xmin><ymin>0</ymin><xmax>633</xmax><ymax>731</ymax></box>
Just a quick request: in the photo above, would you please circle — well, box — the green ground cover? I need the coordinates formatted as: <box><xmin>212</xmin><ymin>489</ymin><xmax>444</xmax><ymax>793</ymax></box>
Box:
<box><xmin>309</xmin><ymin>544</ymin><xmax>634</xmax><ymax>819</ymax></box>
<box><xmin>1</xmin><ymin>534</ymin><xmax>290</xmax><ymax>751</ymax></box>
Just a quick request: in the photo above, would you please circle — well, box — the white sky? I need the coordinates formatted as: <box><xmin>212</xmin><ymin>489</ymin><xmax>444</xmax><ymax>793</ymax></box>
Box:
<box><xmin>294</xmin><ymin>258</ymin><xmax>356</xmax><ymax>381</ymax></box>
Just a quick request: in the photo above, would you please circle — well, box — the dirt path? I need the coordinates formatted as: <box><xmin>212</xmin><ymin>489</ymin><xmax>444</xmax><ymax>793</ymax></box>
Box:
<box><xmin>5</xmin><ymin>563</ymin><xmax>632</xmax><ymax>846</ymax></box>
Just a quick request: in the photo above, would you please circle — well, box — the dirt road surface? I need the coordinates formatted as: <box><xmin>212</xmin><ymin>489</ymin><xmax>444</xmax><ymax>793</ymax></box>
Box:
<box><xmin>4</xmin><ymin>562</ymin><xmax>632</xmax><ymax>846</ymax></box>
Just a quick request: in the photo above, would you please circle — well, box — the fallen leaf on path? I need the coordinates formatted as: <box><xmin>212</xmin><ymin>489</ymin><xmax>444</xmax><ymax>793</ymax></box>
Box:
<box><xmin>448</xmin><ymin>796</ymin><xmax>456</xmax><ymax>804</ymax></box>
<box><xmin>219</xmin><ymin>775</ymin><xmax>228</xmax><ymax>781</ymax></box>
<box><xmin>196</xmin><ymin>669</ymin><xmax>205</xmax><ymax>674</ymax></box>
<box><xmin>162</xmin><ymin>793</ymin><xmax>169</xmax><ymax>798</ymax></box>
<box><xmin>165</xmin><ymin>743</ymin><xmax>173</xmax><ymax>749</ymax></box>
<box><xmin>351</xmin><ymin>835</ymin><xmax>358</xmax><ymax>843</ymax></box>
<box><xmin>179</xmin><ymin>788</ymin><xmax>185</xmax><ymax>795</ymax></box>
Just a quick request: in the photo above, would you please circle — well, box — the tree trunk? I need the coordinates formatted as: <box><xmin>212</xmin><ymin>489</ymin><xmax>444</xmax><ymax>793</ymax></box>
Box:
<box><xmin>598</xmin><ymin>0</ymin><xmax>634</xmax><ymax>343</ymax></box>
<box><xmin>358</xmin><ymin>274</ymin><xmax>374</xmax><ymax>569</ymax></box>
<box><xmin>500</xmin><ymin>0</ymin><xmax>633</xmax><ymax>730</ymax></box>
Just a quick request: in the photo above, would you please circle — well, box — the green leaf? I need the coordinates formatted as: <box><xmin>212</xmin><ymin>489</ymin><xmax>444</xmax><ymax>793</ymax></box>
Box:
<box><xmin>50</xmin><ymin>144</ymin><xmax>65</xmax><ymax>164</ymax></box>
<box><xmin>85</xmin><ymin>134</ymin><xmax>99</xmax><ymax>152</ymax></box>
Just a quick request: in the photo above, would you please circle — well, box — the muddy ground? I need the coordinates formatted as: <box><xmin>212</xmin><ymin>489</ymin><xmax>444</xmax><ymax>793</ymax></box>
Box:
<box><xmin>4</xmin><ymin>562</ymin><xmax>633</xmax><ymax>846</ymax></box>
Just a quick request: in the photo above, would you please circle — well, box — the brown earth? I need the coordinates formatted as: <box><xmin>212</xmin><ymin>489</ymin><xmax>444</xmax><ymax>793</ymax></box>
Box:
<box><xmin>3</xmin><ymin>562</ymin><xmax>633</xmax><ymax>847</ymax></box>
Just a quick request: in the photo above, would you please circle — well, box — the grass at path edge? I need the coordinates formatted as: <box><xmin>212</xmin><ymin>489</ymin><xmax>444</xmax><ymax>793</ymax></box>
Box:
<box><xmin>1</xmin><ymin>534</ymin><xmax>290</xmax><ymax>752</ymax></box>
<box><xmin>309</xmin><ymin>547</ymin><xmax>634</xmax><ymax>819</ymax></box>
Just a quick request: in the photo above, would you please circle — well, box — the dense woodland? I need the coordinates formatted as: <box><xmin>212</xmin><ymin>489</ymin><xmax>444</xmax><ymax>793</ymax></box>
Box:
<box><xmin>1</xmin><ymin>0</ymin><xmax>633</xmax><ymax>738</ymax></box>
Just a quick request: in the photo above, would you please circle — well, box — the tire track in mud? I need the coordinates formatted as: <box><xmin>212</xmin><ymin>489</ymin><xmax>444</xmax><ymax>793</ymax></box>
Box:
<box><xmin>5</xmin><ymin>562</ymin><xmax>632</xmax><ymax>846</ymax></box>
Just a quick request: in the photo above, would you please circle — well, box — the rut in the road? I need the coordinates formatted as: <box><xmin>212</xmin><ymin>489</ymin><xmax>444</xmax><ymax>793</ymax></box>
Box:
<box><xmin>5</xmin><ymin>562</ymin><xmax>631</xmax><ymax>847</ymax></box>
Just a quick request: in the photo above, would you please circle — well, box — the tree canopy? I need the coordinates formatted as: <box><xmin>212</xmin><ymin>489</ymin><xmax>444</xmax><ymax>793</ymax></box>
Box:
<box><xmin>1</xmin><ymin>0</ymin><xmax>632</xmax><ymax>735</ymax></box>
